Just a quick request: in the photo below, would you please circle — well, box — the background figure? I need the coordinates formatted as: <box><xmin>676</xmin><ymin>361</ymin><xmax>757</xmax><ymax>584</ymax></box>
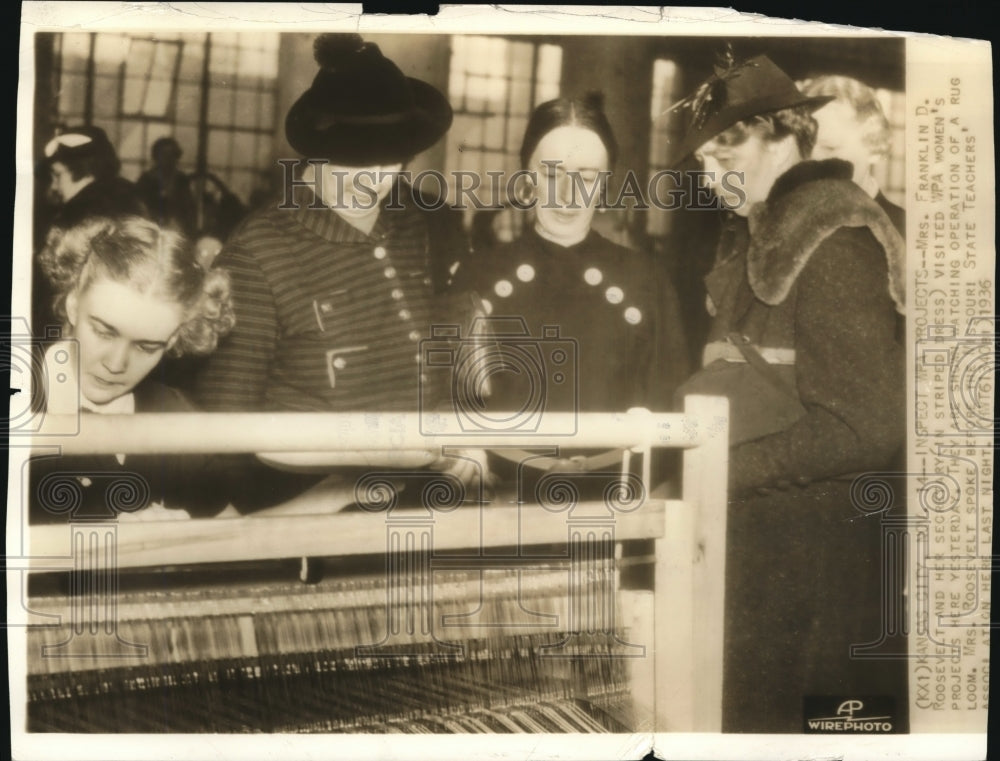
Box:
<box><xmin>34</xmin><ymin>125</ymin><xmax>148</xmax><ymax>339</ymax></box>
<box><xmin>136</xmin><ymin>137</ymin><xmax>198</xmax><ymax>238</ymax></box>
<box><xmin>673</xmin><ymin>55</ymin><xmax>907</xmax><ymax>733</ymax></box>
<box><xmin>800</xmin><ymin>75</ymin><xmax>905</xmax><ymax>233</ymax></box>
<box><xmin>43</xmin><ymin>125</ymin><xmax>148</xmax><ymax>228</ymax></box>
<box><xmin>190</xmin><ymin>171</ymin><xmax>249</xmax><ymax>245</ymax></box>
<box><xmin>30</xmin><ymin>216</ymin><xmax>235</xmax><ymax>523</ymax></box>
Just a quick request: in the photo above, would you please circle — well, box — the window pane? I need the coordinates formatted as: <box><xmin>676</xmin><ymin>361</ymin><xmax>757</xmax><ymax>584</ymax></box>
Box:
<box><xmin>236</xmin><ymin>44</ymin><xmax>267</xmax><ymax>82</ymax></box>
<box><xmin>151</xmin><ymin>40</ymin><xmax>179</xmax><ymax>77</ymax></box>
<box><xmin>58</xmin><ymin>72</ymin><xmax>88</xmax><ymax>117</ymax></box>
<box><xmin>509</xmin><ymin>80</ymin><xmax>531</xmax><ymax>116</ymax></box>
<box><xmin>94</xmin><ymin>33</ymin><xmax>129</xmax><ymax>75</ymax></box>
<box><xmin>535</xmin><ymin>80</ymin><xmax>559</xmax><ymax>105</ymax></box>
<box><xmin>506</xmin><ymin>116</ymin><xmax>527</xmax><ymax>152</ymax></box>
<box><xmin>212</xmin><ymin>32</ymin><xmax>239</xmax><ymax>47</ymax></box>
<box><xmin>255</xmin><ymin>134</ymin><xmax>273</xmax><ymax>169</ymax></box>
<box><xmin>649</xmin><ymin>59</ymin><xmax>677</xmax><ymax>120</ymax></box>
<box><xmin>449</xmin><ymin>37</ymin><xmax>466</xmax><ymax>77</ymax></box>
<box><xmin>231</xmin><ymin>89</ymin><xmax>258</xmax><ymax>130</ymax></box>
<box><xmin>509</xmin><ymin>41</ymin><xmax>533</xmax><ymax>80</ymax></box>
<box><xmin>209</xmin><ymin>44</ymin><xmax>237</xmax><ymax>76</ymax></box>
<box><xmin>121</xmin><ymin>76</ymin><xmax>147</xmax><ymax>114</ymax></box>
<box><xmin>257</xmin><ymin>91</ymin><xmax>276</xmax><ymax>130</ymax></box>
<box><xmin>93</xmin><ymin>76</ymin><xmax>119</xmax><ymax>118</ymax></box>
<box><xmin>483</xmin><ymin>116</ymin><xmax>504</xmax><ymax>151</ymax></box>
<box><xmin>207</xmin><ymin>128</ymin><xmax>234</xmax><ymax>167</ymax></box>
<box><xmin>464</xmin><ymin>37</ymin><xmax>490</xmax><ymax>76</ymax></box>
<box><xmin>444</xmin><ymin>36</ymin><xmax>562</xmax><ymax>183</ymax></box>
<box><xmin>178</xmin><ymin>41</ymin><xmax>205</xmax><ymax>82</ymax></box>
<box><xmin>484</xmin><ymin>76</ymin><xmax>507</xmax><ymax>110</ymax></box>
<box><xmin>465</xmin><ymin>75</ymin><xmax>491</xmax><ymax>113</ymax></box>
<box><xmin>173</xmin><ymin>125</ymin><xmax>198</xmax><ymax>164</ymax></box>
<box><xmin>59</xmin><ymin>33</ymin><xmax>91</xmax><ymax>73</ymax></box>
<box><xmin>176</xmin><ymin>83</ymin><xmax>201</xmax><ymax>124</ymax></box>
<box><xmin>207</xmin><ymin>85</ymin><xmax>234</xmax><ymax>126</ymax></box>
<box><xmin>127</xmin><ymin>39</ymin><xmax>155</xmax><ymax>77</ymax></box>
<box><xmin>117</xmin><ymin>119</ymin><xmax>145</xmax><ymax>162</ymax></box>
<box><xmin>537</xmin><ymin>44</ymin><xmax>562</xmax><ymax>84</ymax></box>
<box><xmin>142</xmin><ymin>78</ymin><xmax>173</xmax><ymax>117</ymax></box>
<box><xmin>258</xmin><ymin>33</ymin><xmax>279</xmax><ymax>54</ymax></box>
<box><xmin>230</xmin><ymin>131</ymin><xmax>255</xmax><ymax>168</ymax></box>
<box><xmin>448</xmin><ymin>69</ymin><xmax>466</xmax><ymax>101</ymax></box>
<box><xmin>489</xmin><ymin>37</ymin><xmax>509</xmax><ymax>71</ymax></box>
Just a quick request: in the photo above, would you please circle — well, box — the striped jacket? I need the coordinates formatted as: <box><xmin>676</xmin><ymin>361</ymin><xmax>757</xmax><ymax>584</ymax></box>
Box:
<box><xmin>195</xmin><ymin>183</ymin><xmax>468</xmax><ymax>412</ymax></box>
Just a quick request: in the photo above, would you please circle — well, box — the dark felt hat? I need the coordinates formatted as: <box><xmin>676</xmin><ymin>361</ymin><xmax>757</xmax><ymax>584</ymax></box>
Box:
<box><xmin>285</xmin><ymin>34</ymin><xmax>453</xmax><ymax>166</ymax></box>
<box><xmin>668</xmin><ymin>54</ymin><xmax>833</xmax><ymax>165</ymax></box>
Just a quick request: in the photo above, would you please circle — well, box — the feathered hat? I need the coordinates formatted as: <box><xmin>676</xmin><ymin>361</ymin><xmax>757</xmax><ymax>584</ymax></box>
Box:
<box><xmin>285</xmin><ymin>33</ymin><xmax>453</xmax><ymax>166</ymax></box>
<box><xmin>667</xmin><ymin>52</ymin><xmax>833</xmax><ymax>165</ymax></box>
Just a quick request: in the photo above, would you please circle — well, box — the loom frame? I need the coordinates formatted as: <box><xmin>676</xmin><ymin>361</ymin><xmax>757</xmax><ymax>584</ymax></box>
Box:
<box><xmin>24</xmin><ymin>395</ymin><xmax>729</xmax><ymax>732</ymax></box>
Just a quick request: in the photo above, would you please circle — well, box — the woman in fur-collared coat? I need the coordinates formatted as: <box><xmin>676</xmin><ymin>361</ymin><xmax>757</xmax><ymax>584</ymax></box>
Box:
<box><xmin>672</xmin><ymin>55</ymin><xmax>908</xmax><ymax>733</ymax></box>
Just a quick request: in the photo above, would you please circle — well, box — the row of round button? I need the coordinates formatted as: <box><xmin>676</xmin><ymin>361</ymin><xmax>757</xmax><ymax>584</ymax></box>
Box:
<box><xmin>489</xmin><ymin>263</ymin><xmax>643</xmax><ymax>325</ymax></box>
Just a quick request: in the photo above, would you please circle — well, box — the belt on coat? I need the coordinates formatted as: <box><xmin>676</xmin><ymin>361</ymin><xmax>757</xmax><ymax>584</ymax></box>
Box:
<box><xmin>702</xmin><ymin>337</ymin><xmax>796</xmax><ymax>368</ymax></box>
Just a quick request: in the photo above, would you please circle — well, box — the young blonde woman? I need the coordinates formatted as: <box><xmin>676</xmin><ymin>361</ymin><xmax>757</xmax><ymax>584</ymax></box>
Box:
<box><xmin>31</xmin><ymin>215</ymin><xmax>235</xmax><ymax>523</ymax></box>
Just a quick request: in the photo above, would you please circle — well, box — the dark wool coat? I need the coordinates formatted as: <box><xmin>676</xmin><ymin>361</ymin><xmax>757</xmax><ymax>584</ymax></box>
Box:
<box><xmin>705</xmin><ymin>160</ymin><xmax>909</xmax><ymax>733</ymax></box>
<box><xmin>454</xmin><ymin>228</ymin><xmax>690</xmax><ymax>415</ymax></box>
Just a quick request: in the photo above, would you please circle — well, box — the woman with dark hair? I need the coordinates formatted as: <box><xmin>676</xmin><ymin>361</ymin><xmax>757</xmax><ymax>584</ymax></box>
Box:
<box><xmin>43</xmin><ymin>126</ymin><xmax>148</xmax><ymax>228</ymax></box>
<box><xmin>456</xmin><ymin>94</ymin><xmax>688</xmax><ymax>411</ymax></box>
<box><xmin>452</xmin><ymin>93</ymin><xmax>689</xmax><ymax>484</ymax></box>
<box><xmin>34</xmin><ymin>126</ymin><xmax>150</xmax><ymax>337</ymax></box>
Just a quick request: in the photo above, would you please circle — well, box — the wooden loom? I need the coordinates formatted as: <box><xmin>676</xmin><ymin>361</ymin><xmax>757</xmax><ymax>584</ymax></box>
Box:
<box><xmin>22</xmin><ymin>396</ymin><xmax>729</xmax><ymax>733</ymax></box>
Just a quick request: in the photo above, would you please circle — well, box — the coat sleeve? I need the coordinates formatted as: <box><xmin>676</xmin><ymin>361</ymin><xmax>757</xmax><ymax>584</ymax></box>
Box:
<box><xmin>729</xmin><ymin>228</ymin><xmax>904</xmax><ymax>495</ymax></box>
<box><xmin>193</xmin><ymin>230</ymin><xmax>278</xmax><ymax>411</ymax></box>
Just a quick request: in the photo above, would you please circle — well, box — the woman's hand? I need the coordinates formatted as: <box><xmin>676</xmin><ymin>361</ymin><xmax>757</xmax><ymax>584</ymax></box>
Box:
<box><xmin>427</xmin><ymin>448</ymin><xmax>492</xmax><ymax>488</ymax></box>
<box><xmin>116</xmin><ymin>502</ymin><xmax>192</xmax><ymax>522</ymax></box>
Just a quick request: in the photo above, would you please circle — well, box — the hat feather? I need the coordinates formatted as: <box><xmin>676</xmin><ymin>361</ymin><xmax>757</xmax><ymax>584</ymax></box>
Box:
<box><xmin>313</xmin><ymin>33</ymin><xmax>365</xmax><ymax>70</ymax></box>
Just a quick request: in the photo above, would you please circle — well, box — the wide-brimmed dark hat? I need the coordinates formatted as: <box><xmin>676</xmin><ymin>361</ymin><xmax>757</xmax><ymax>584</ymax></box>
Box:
<box><xmin>668</xmin><ymin>54</ymin><xmax>833</xmax><ymax>165</ymax></box>
<box><xmin>286</xmin><ymin>33</ymin><xmax>453</xmax><ymax>166</ymax></box>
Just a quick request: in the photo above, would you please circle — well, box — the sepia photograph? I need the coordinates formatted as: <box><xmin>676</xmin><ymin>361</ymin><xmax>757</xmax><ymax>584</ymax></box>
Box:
<box><xmin>6</xmin><ymin>4</ymin><xmax>994</xmax><ymax>760</ymax></box>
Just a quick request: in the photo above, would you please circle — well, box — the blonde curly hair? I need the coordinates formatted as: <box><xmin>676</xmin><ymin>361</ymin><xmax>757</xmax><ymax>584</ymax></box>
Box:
<box><xmin>38</xmin><ymin>216</ymin><xmax>235</xmax><ymax>357</ymax></box>
<box><xmin>799</xmin><ymin>75</ymin><xmax>892</xmax><ymax>158</ymax></box>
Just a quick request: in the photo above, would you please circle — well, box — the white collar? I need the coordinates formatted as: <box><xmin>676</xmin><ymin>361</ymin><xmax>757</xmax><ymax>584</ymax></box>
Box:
<box><xmin>81</xmin><ymin>392</ymin><xmax>136</xmax><ymax>415</ymax></box>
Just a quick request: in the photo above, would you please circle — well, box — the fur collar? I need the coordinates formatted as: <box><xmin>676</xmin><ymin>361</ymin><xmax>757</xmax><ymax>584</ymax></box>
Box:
<box><xmin>746</xmin><ymin>160</ymin><xmax>906</xmax><ymax>313</ymax></box>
